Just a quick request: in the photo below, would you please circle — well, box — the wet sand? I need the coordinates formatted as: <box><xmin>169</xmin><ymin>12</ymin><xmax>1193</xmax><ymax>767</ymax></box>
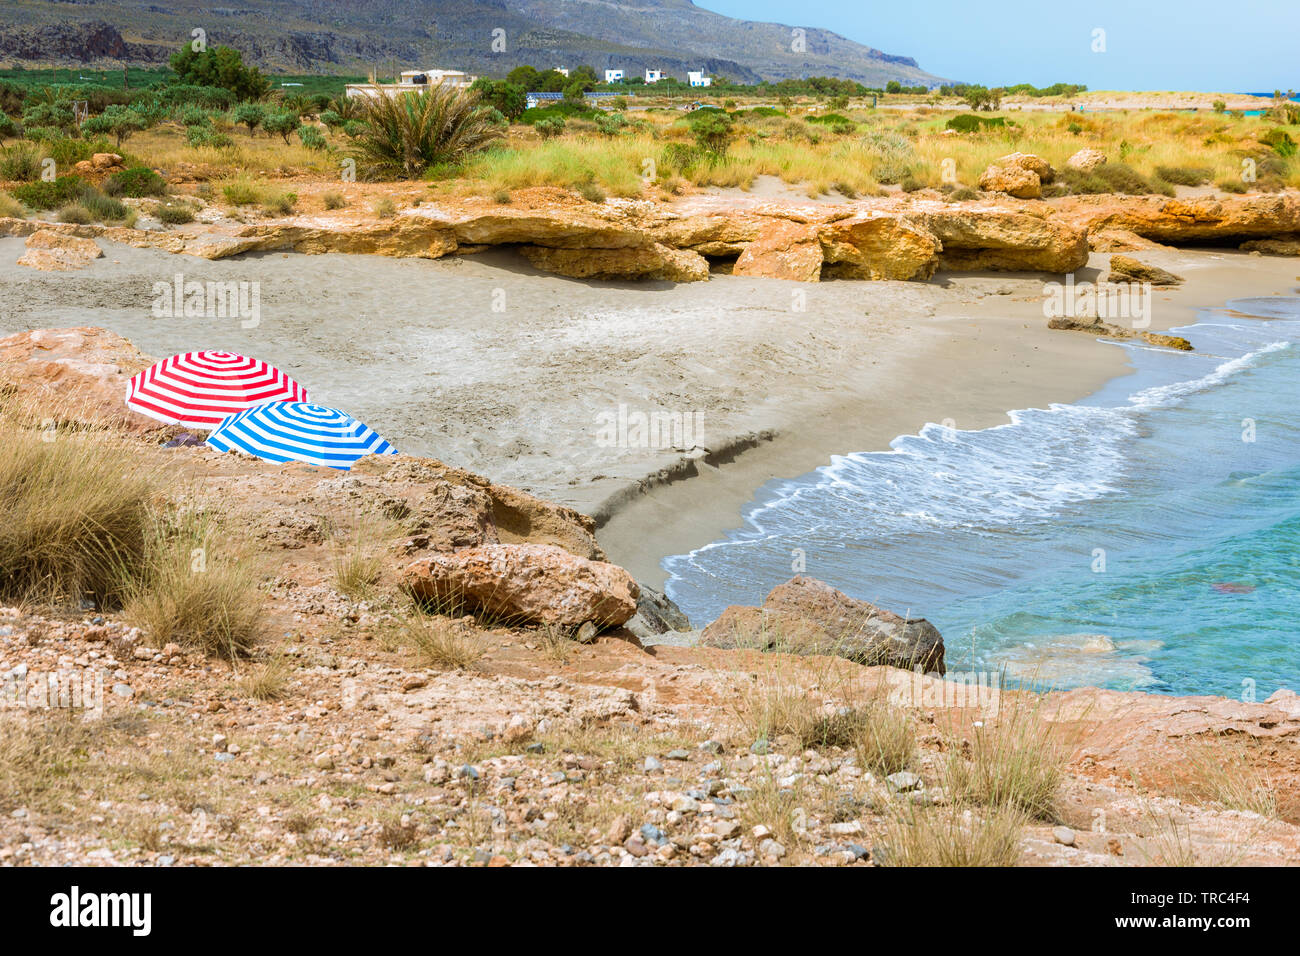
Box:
<box><xmin>2</xmin><ymin>237</ymin><xmax>1296</xmax><ymax>591</ymax></box>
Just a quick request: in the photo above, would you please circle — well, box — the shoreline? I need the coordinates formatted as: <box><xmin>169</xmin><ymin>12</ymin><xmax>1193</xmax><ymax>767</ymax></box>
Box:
<box><xmin>596</xmin><ymin>249</ymin><xmax>1300</xmax><ymax>591</ymax></box>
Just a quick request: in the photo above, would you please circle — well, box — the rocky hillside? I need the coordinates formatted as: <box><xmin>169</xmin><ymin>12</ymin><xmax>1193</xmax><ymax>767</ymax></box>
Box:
<box><xmin>0</xmin><ymin>0</ymin><xmax>945</xmax><ymax>86</ymax></box>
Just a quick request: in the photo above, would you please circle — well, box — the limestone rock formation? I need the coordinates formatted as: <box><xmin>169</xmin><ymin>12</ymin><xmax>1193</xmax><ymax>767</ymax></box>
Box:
<box><xmin>1066</xmin><ymin>148</ymin><xmax>1108</xmax><ymax>172</ymax></box>
<box><xmin>1107</xmin><ymin>254</ymin><xmax>1184</xmax><ymax>286</ymax></box>
<box><xmin>16</xmin><ymin>229</ymin><xmax>104</xmax><ymax>271</ymax></box>
<box><xmin>520</xmin><ymin>242</ymin><xmax>709</xmax><ymax>282</ymax></box>
<box><xmin>922</xmin><ymin>207</ymin><xmax>1090</xmax><ymax>273</ymax></box>
<box><xmin>402</xmin><ymin>543</ymin><xmax>639</xmax><ymax>628</ymax></box>
<box><xmin>1047</xmin><ymin>316</ymin><xmax>1193</xmax><ymax>350</ymax></box>
<box><xmin>0</xmin><ymin>326</ymin><xmax>156</xmax><ymax>431</ymax></box>
<box><xmin>700</xmin><ymin>576</ymin><xmax>945</xmax><ymax>673</ymax></box>
<box><xmin>978</xmin><ymin>162</ymin><xmax>1042</xmax><ymax>199</ymax></box>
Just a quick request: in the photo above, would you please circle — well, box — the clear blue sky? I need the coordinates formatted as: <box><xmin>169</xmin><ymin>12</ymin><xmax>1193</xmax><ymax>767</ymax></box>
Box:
<box><xmin>698</xmin><ymin>0</ymin><xmax>1297</xmax><ymax>91</ymax></box>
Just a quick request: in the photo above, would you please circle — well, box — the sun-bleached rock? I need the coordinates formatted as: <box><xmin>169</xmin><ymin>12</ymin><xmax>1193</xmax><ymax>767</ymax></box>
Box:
<box><xmin>1066</xmin><ymin>148</ymin><xmax>1108</xmax><ymax>172</ymax></box>
<box><xmin>1107</xmin><ymin>254</ymin><xmax>1184</xmax><ymax>286</ymax></box>
<box><xmin>997</xmin><ymin>151</ymin><xmax>1055</xmax><ymax>184</ymax></box>
<box><xmin>16</xmin><ymin>228</ymin><xmax>104</xmax><ymax>271</ymax></box>
<box><xmin>732</xmin><ymin>219</ymin><xmax>824</xmax><ymax>281</ymax></box>
<box><xmin>818</xmin><ymin>213</ymin><xmax>942</xmax><ymax>280</ymax></box>
<box><xmin>0</xmin><ymin>326</ymin><xmax>157</xmax><ymax>431</ymax></box>
<box><xmin>700</xmin><ymin>576</ymin><xmax>945</xmax><ymax>673</ymax></box>
<box><xmin>402</xmin><ymin>543</ymin><xmax>639</xmax><ymax>628</ymax></box>
<box><xmin>978</xmin><ymin>163</ymin><xmax>1042</xmax><ymax>199</ymax></box>
<box><xmin>521</xmin><ymin>242</ymin><xmax>709</xmax><ymax>281</ymax></box>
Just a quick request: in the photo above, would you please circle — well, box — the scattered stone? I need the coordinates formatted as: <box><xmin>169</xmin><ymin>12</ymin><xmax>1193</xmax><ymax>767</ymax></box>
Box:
<box><xmin>1067</xmin><ymin>148</ymin><xmax>1108</xmax><ymax>172</ymax></box>
<box><xmin>886</xmin><ymin>771</ymin><xmax>922</xmax><ymax>793</ymax></box>
<box><xmin>1053</xmin><ymin>826</ymin><xmax>1076</xmax><ymax>847</ymax></box>
<box><xmin>1107</xmin><ymin>254</ymin><xmax>1184</xmax><ymax>286</ymax></box>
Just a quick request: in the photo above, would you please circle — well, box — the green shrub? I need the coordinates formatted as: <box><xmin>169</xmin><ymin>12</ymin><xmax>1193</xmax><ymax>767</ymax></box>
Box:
<box><xmin>178</xmin><ymin>105</ymin><xmax>212</xmax><ymax>127</ymax></box>
<box><xmin>153</xmin><ymin>201</ymin><xmax>195</xmax><ymax>224</ymax></box>
<box><xmin>520</xmin><ymin>101</ymin><xmax>594</xmax><ymax>124</ymax></box>
<box><xmin>104</xmin><ymin>166</ymin><xmax>166</xmax><ymax>198</ymax></box>
<box><xmin>946</xmin><ymin>113</ymin><xmax>1007</xmax><ymax>133</ymax></box>
<box><xmin>593</xmin><ymin>112</ymin><xmax>627</xmax><ymax>136</ymax></box>
<box><xmin>661</xmin><ymin>141</ymin><xmax>705</xmax><ymax>174</ymax></box>
<box><xmin>297</xmin><ymin>124</ymin><xmax>326</xmax><ymax>150</ymax></box>
<box><xmin>690</xmin><ymin>110</ymin><xmax>735</xmax><ymax>156</ymax></box>
<box><xmin>319</xmin><ymin>109</ymin><xmax>344</xmax><ymax>131</ymax></box>
<box><xmin>11</xmin><ymin>176</ymin><xmax>85</xmax><ymax>210</ymax></box>
<box><xmin>1261</xmin><ymin>128</ymin><xmax>1297</xmax><ymax>158</ymax></box>
<box><xmin>1218</xmin><ymin>178</ymin><xmax>1248</xmax><ymax>194</ymax></box>
<box><xmin>43</xmin><ymin>136</ymin><xmax>115</xmax><ymax>169</ymax></box>
<box><xmin>231</xmin><ymin>103</ymin><xmax>265</xmax><ymax>136</ymax></box>
<box><xmin>76</xmin><ymin>186</ymin><xmax>128</xmax><ymax>221</ymax></box>
<box><xmin>0</xmin><ymin>143</ymin><xmax>41</xmax><ymax>181</ymax></box>
<box><xmin>58</xmin><ymin>203</ymin><xmax>92</xmax><ymax>224</ymax></box>
<box><xmin>1155</xmin><ymin>164</ymin><xmax>1212</xmax><ymax>186</ymax></box>
<box><xmin>1056</xmin><ymin>162</ymin><xmax>1172</xmax><ymax>196</ymax></box>
<box><xmin>342</xmin><ymin>119</ymin><xmax>368</xmax><ymax>139</ymax></box>
<box><xmin>262</xmin><ymin>111</ymin><xmax>298</xmax><ymax>143</ymax></box>
<box><xmin>186</xmin><ymin>126</ymin><xmax>232</xmax><ymax>149</ymax></box>
<box><xmin>352</xmin><ymin>86</ymin><xmax>503</xmax><ymax>179</ymax></box>
<box><xmin>534</xmin><ymin>117</ymin><xmax>566</xmax><ymax>139</ymax></box>
<box><xmin>80</xmin><ymin>105</ymin><xmax>147</xmax><ymax>147</ymax></box>
<box><xmin>222</xmin><ymin>179</ymin><xmax>260</xmax><ymax>205</ymax></box>
<box><xmin>261</xmin><ymin>191</ymin><xmax>297</xmax><ymax>215</ymax></box>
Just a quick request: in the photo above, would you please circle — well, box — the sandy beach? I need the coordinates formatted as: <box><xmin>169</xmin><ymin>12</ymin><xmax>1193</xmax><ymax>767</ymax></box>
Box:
<box><xmin>2</xmin><ymin>234</ymin><xmax>1296</xmax><ymax>594</ymax></box>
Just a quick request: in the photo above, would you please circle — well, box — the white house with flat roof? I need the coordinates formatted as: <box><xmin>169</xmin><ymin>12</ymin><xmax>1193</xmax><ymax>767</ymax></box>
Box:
<box><xmin>645</xmin><ymin>69</ymin><xmax>664</xmax><ymax>83</ymax></box>
<box><xmin>604</xmin><ymin>69</ymin><xmax>625</xmax><ymax>83</ymax></box>
<box><xmin>554</xmin><ymin>67</ymin><xmax>569</xmax><ymax>77</ymax></box>
<box><xmin>687</xmin><ymin>70</ymin><xmax>712</xmax><ymax>88</ymax></box>
<box><xmin>344</xmin><ymin>69</ymin><xmax>477</xmax><ymax>99</ymax></box>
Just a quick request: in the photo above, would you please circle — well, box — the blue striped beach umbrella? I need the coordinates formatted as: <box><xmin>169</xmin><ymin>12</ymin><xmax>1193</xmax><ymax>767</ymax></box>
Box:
<box><xmin>206</xmin><ymin>402</ymin><xmax>398</xmax><ymax>470</ymax></box>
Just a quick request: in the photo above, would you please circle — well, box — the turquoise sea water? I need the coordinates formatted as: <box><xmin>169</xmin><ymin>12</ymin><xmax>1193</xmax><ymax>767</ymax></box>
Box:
<box><xmin>663</xmin><ymin>297</ymin><xmax>1300</xmax><ymax>699</ymax></box>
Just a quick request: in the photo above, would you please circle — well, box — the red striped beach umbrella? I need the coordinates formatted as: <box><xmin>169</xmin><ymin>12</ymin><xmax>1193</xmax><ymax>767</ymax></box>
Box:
<box><xmin>125</xmin><ymin>351</ymin><xmax>308</xmax><ymax>430</ymax></box>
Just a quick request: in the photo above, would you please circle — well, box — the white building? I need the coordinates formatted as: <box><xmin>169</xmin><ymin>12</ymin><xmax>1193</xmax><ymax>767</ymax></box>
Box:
<box><xmin>554</xmin><ymin>67</ymin><xmax>570</xmax><ymax>77</ymax></box>
<box><xmin>604</xmin><ymin>69</ymin><xmax>625</xmax><ymax>83</ymax></box>
<box><xmin>344</xmin><ymin>69</ymin><xmax>477</xmax><ymax>99</ymax></box>
<box><xmin>645</xmin><ymin>69</ymin><xmax>664</xmax><ymax>84</ymax></box>
<box><xmin>687</xmin><ymin>70</ymin><xmax>712</xmax><ymax>88</ymax></box>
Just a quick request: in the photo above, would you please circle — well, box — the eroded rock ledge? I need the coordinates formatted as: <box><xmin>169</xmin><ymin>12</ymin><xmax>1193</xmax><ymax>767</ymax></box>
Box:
<box><xmin>4</xmin><ymin>189</ymin><xmax>1299</xmax><ymax>281</ymax></box>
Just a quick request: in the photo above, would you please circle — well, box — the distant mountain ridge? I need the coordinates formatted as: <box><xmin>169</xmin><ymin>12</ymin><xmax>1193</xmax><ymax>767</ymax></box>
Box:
<box><xmin>0</xmin><ymin>0</ymin><xmax>946</xmax><ymax>86</ymax></box>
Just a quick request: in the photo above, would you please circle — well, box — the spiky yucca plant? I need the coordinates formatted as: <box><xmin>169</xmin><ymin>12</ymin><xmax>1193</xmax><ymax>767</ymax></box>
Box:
<box><xmin>352</xmin><ymin>85</ymin><xmax>502</xmax><ymax>179</ymax></box>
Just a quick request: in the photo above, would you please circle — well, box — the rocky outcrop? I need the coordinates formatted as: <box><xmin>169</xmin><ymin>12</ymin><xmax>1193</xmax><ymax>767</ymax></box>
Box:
<box><xmin>921</xmin><ymin>207</ymin><xmax>1090</xmax><ymax>273</ymax></box>
<box><xmin>818</xmin><ymin>214</ymin><xmax>943</xmax><ymax>280</ymax></box>
<box><xmin>1047</xmin><ymin>316</ymin><xmax>1193</xmax><ymax>350</ymax></box>
<box><xmin>520</xmin><ymin>242</ymin><xmax>709</xmax><ymax>282</ymax></box>
<box><xmin>732</xmin><ymin>219</ymin><xmax>824</xmax><ymax>281</ymax></box>
<box><xmin>978</xmin><ymin>163</ymin><xmax>1042</xmax><ymax>199</ymax></box>
<box><xmin>402</xmin><ymin>543</ymin><xmax>639</xmax><ymax>628</ymax></box>
<box><xmin>997</xmin><ymin>152</ymin><xmax>1055</xmax><ymax>184</ymax></box>
<box><xmin>623</xmin><ymin>585</ymin><xmax>693</xmax><ymax>642</ymax></box>
<box><xmin>700</xmin><ymin>576</ymin><xmax>945</xmax><ymax>673</ymax></box>
<box><xmin>16</xmin><ymin>229</ymin><xmax>104</xmax><ymax>271</ymax></box>
<box><xmin>1107</xmin><ymin>254</ymin><xmax>1183</xmax><ymax>286</ymax></box>
<box><xmin>1066</xmin><ymin>148</ymin><xmax>1107</xmax><ymax>172</ymax></box>
<box><xmin>1079</xmin><ymin>193</ymin><xmax>1300</xmax><ymax>243</ymax></box>
<box><xmin>0</xmin><ymin>327</ymin><xmax>161</xmax><ymax>432</ymax></box>
<box><xmin>1240</xmin><ymin>236</ymin><xmax>1300</xmax><ymax>256</ymax></box>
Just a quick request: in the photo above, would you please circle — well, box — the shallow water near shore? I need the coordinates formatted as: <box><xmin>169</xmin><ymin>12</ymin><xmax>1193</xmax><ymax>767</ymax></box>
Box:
<box><xmin>664</xmin><ymin>296</ymin><xmax>1300</xmax><ymax>699</ymax></box>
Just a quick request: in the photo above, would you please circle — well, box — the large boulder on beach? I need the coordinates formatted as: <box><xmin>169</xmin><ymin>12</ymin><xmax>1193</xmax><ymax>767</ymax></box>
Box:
<box><xmin>16</xmin><ymin>229</ymin><xmax>104</xmax><ymax>272</ymax></box>
<box><xmin>817</xmin><ymin>214</ymin><xmax>942</xmax><ymax>280</ymax></box>
<box><xmin>978</xmin><ymin>163</ymin><xmax>1041</xmax><ymax>199</ymax></box>
<box><xmin>402</xmin><ymin>543</ymin><xmax>639</xmax><ymax>628</ymax></box>
<box><xmin>700</xmin><ymin>576</ymin><xmax>945</xmax><ymax>673</ymax></box>
<box><xmin>733</xmin><ymin>219</ymin><xmax>824</xmax><ymax>281</ymax></box>
<box><xmin>920</xmin><ymin>207</ymin><xmax>1090</xmax><ymax>273</ymax></box>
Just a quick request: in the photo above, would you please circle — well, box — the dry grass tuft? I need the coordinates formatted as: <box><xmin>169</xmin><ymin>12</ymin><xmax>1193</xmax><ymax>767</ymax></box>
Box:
<box><xmin>404</xmin><ymin>614</ymin><xmax>484</xmax><ymax>671</ymax></box>
<box><xmin>120</xmin><ymin>511</ymin><xmax>264</xmax><ymax>659</ymax></box>
<box><xmin>236</xmin><ymin>654</ymin><xmax>292</xmax><ymax>701</ymax></box>
<box><xmin>880</xmin><ymin>804</ymin><xmax>1026</xmax><ymax>867</ymax></box>
<box><xmin>0</xmin><ymin>713</ymin><xmax>98</xmax><ymax>812</ymax></box>
<box><xmin>0</xmin><ymin>422</ymin><xmax>158</xmax><ymax>607</ymax></box>
<box><xmin>942</xmin><ymin>698</ymin><xmax>1065</xmax><ymax>819</ymax></box>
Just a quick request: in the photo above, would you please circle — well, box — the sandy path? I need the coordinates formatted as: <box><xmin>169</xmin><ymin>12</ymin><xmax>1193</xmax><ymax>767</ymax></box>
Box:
<box><xmin>2</xmin><ymin>237</ymin><xmax>1296</xmax><ymax>589</ymax></box>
